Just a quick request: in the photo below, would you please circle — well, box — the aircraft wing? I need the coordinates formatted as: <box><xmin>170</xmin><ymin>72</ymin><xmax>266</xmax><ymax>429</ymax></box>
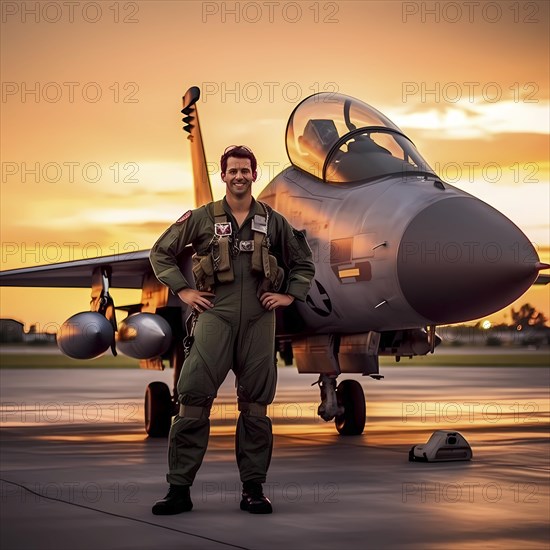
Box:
<box><xmin>0</xmin><ymin>248</ymin><xmax>192</xmax><ymax>289</ymax></box>
<box><xmin>2</xmin><ymin>245</ymin><xmax>547</xmax><ymax>290</ymax></box>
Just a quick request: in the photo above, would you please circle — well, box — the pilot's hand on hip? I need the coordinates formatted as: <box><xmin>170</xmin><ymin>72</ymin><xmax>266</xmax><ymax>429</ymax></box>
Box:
<box><xmin>261</xmin><ymin>292</ymin><xmax>295</xmax><ymax>311</ymax></box>
<box><xmin>177</xmin><ymin>288</ymin><xmax>215</xmax><ymax>313</ymax></box>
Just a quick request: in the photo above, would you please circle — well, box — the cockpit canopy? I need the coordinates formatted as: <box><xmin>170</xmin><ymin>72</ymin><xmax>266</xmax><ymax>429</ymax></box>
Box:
<box><xmin>286</xmin><ymin>92</ymin><xmax>435</xmax><ymax>183</ymax></box>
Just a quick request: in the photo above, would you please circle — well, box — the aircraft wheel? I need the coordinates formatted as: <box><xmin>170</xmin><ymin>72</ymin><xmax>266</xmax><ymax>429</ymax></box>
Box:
<box><xmin>145</xmin><ymin>381</ymin><xmax>172</xmax><ymax>437</ymax></box>
<box><xmin>335</xmin><ymin>379</ymin><xmax>366</xmax><ymax>436</ymax></box>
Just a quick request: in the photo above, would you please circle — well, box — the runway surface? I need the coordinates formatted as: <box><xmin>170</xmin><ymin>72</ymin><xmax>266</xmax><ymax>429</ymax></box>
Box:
<box><xmin>1</xmin><ymin>364</ymin><xmax>549</xmax><ymax>550</ymax></box>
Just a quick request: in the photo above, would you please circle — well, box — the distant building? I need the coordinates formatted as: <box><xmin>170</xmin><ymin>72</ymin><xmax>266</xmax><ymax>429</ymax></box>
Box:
<box><xmin>0</xmin><ymin>319</ymin><xmax>56</xmax><ymax>344</ymax></box>
<box><xmin>0</xmin><ymin>319</ymin><xmax>24</xmax><ymax>343</ymax></box>
<box><xmin>24</xmin><ymin>324</ymin><xmax>56</xmax><ymax>344</ymax></box>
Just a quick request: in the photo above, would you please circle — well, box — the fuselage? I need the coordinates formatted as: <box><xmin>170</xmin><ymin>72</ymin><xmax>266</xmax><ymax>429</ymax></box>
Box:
<box><xmin>259</xmin><ymin>167</ymin><xmax>538</xmax><ymax>334</ymax></box>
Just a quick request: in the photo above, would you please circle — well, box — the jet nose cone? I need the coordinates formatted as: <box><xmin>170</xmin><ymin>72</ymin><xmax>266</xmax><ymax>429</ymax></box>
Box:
<box><xmin>397</xmin><ymin>197</ymin><xmax>540</xmax><ymax>324</ymax></box>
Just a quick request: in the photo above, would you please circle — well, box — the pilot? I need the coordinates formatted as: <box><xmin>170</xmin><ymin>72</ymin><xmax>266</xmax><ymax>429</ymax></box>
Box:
<box><xmin>149</xmin><ymin>145</ymin><xmax>315</xmax><ymax>515</ymax></box>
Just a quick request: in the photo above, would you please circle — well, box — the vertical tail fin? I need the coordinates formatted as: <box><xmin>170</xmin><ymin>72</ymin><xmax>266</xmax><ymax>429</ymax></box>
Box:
<box><xmin>181</xmin><ymin>86</ymin><xmax>214</xmax><ymax>207</ymax></box>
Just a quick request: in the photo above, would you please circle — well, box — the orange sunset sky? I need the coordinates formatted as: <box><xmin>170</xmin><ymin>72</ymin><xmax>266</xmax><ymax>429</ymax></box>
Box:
<box><xmin>1</xmin><ymin>0</ymin><xmax>548</xmax><ymax>331</ymax></box>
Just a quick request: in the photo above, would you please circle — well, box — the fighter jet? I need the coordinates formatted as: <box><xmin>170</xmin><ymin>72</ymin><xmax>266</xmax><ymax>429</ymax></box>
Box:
<box><xmin>1</xmin><ymin>86</ymin><xmax>548</xmax><ymax>437</ymax></box>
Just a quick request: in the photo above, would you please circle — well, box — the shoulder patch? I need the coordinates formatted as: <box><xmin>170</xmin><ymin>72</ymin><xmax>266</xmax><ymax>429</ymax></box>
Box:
<box><xmin>175</xmin><ymin>210</ymin><xmax>192</xmax><ymax>224</ymax></box>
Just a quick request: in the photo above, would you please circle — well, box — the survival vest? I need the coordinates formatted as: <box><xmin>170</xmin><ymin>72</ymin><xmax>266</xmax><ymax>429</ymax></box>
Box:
<box><xmin>192</xmin><ymin>200</ymin><xmax>284</xmax><ymax>295</ymax></box>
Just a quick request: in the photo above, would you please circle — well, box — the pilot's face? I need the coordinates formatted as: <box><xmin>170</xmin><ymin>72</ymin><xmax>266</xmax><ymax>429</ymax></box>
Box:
<box><xmin>222</xmin><ymin>156</ymin><xmax>256</xmax><ymax>199</ymax></box>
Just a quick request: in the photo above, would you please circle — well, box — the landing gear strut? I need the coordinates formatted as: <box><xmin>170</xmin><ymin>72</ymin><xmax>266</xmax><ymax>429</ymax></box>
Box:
<box><xmin>315</xmin><ymin>374</ymin><xmax>366</xmax><ymax>436</ymax></box>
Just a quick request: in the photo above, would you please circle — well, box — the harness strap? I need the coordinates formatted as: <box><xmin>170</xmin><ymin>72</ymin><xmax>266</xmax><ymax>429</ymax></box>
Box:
<box><xmin>207</xmin><ymin>200</ymin><xmax>277</xmax><ymax>284</ymax></box>
<box><xmin>179</xmin><ymin>404</ymin><xmax>210</xmax><ymax>419</ymax></box>
<box><xmin>251</xmin><ymin>201</ymin><xmax>269</xmax><ymax>274</ymax></box>
<box><xmin>238</xmin><ymin>401</ymin><xmax>268</xmax><ymax>416</ymax></box>
<box><xmin>211</xmin><ymin>200</ymin><xmax>232</xmax><ymax>276</ymax></box>
<box><xmin>213</xmin><ymin>199</ymin><xmax>225</xmax><ymax>221</ymax></box>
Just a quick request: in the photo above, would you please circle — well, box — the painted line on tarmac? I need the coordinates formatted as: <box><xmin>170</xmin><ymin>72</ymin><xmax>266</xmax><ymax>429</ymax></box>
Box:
<box><xmin>0</xmin><ymin>478</ymin><xmax>252</xmax><ymax>550</ymax></box>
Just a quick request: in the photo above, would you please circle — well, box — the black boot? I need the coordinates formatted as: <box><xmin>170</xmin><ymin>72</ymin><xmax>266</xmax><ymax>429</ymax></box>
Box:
<box><xmin>152</xmin><ymin>484</ymin><xmax>193</xmax><ymax>515</ymax></box>
<box><xmin>240</xmin><ymin>481</ymin><xmax>273</xmax><ymax>514</ymax></box>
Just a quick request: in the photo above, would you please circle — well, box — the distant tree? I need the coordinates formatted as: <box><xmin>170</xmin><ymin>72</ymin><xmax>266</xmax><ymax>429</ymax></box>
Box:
<box><xmin>510</xmin><ymin>303</ymin><xmax>548</xmax><ymax>329</ymax></box>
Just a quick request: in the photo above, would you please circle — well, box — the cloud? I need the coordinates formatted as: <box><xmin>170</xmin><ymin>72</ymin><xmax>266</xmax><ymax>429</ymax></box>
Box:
<box><xmin>387</xmin><ymin>100</ymin><xmax>549</xmax><ymax>139</ymax></box>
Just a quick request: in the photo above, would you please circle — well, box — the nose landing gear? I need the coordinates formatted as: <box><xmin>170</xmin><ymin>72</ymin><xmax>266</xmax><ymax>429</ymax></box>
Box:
<box><xmin>315</xmin><ymin>374</ymin><xmax>366</xmax><ymax>435</ymax></box>
<box><xmin>335</xmin><ymin>379</ymin><xmax>366</xmax><ymax>435</ymax></box>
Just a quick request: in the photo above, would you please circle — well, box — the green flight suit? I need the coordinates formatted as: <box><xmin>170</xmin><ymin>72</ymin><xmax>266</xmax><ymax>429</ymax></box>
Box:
<box><xmin>149</xmin><ymin>197</ymin><xmax>315</xmax><ymax>486</ymax></box>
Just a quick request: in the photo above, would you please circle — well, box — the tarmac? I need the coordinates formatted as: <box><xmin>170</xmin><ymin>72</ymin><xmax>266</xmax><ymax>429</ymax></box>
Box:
<box><xmin>1</xmin><ymin>363</ymin><xmax>549</xmax><ymax>550</ymax></box>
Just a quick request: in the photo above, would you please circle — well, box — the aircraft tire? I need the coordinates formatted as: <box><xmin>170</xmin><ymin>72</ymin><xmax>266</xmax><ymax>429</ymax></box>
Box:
<box><xmin>145</xmin><ymin>381</ymin><xmax>172</xmax><ymax>437</ymax></box>
<box><xmin>335</xmin><ymin>379</ymin><xmax>366</xmax><ymax>436</ymax></box>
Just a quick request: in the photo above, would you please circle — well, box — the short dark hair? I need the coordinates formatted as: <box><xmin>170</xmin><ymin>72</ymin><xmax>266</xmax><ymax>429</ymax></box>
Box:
<box><xmin>220</xmin><ymin>145</ymin><xmax>257</xmax><ymax>174</ymax></box>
